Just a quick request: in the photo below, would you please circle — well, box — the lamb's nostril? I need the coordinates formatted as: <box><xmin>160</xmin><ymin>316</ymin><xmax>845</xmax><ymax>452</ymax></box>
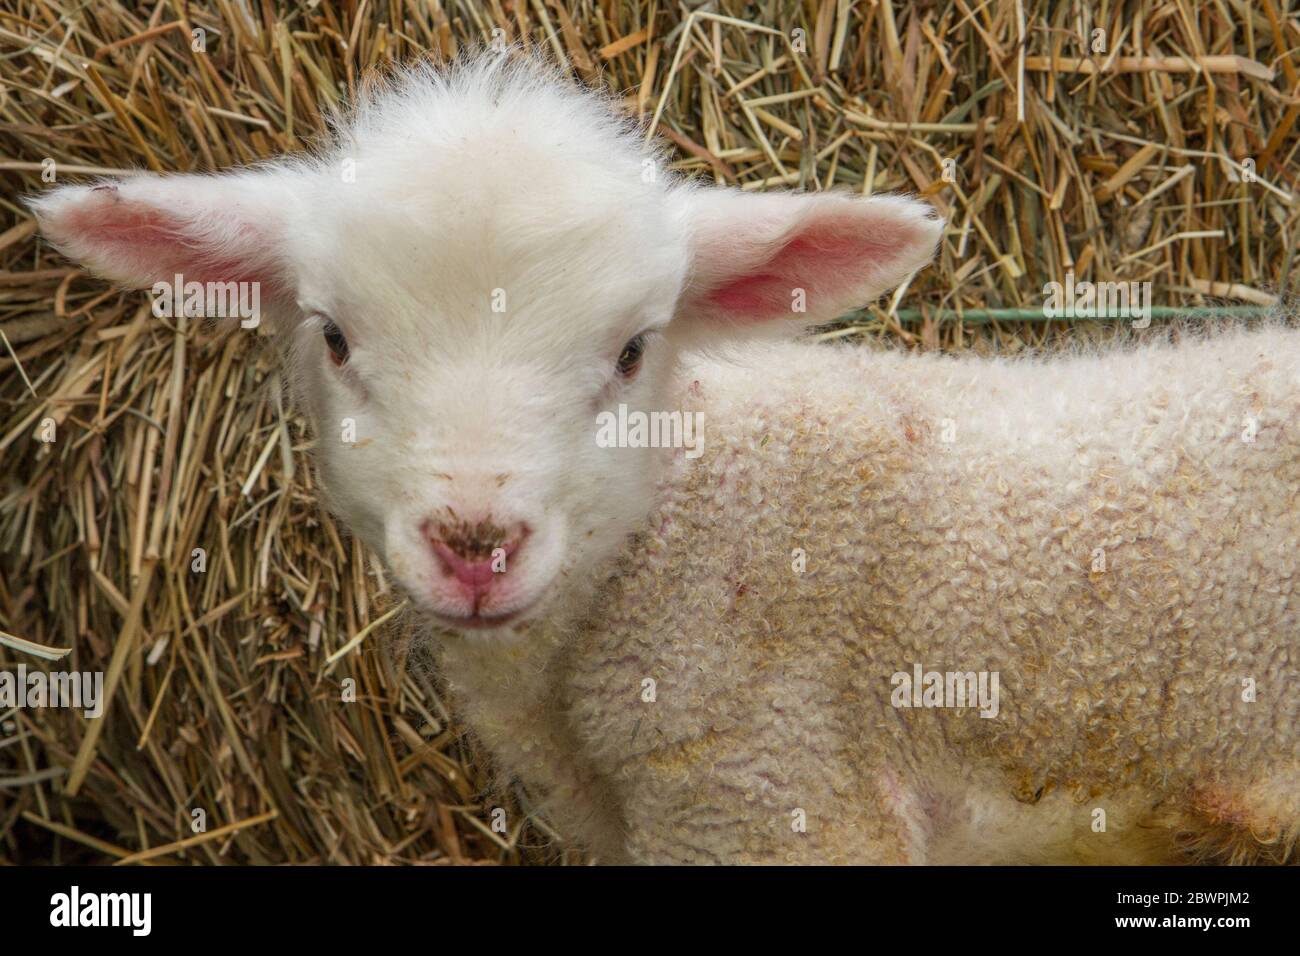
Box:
<box><xmin>430</xmin><ymin>542</ymin><xmax>501</xmax><ymax>590</ymax></box>
<box><xmin>423</xmin><ymin>518</ymin><xmax>527</xmax><ymax>594</ymax></box>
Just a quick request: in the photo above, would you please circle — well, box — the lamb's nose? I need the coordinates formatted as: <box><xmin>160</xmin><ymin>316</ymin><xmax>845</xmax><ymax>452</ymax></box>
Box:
<box><xmin>423</xmin><ymin>518</ymin><xmax>525</xmax><ymax>598</ymax></box>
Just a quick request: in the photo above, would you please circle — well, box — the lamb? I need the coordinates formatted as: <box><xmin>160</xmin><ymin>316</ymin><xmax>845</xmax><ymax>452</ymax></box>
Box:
<box><xmin>30</xmin><ymin>54</ymin><xmax>1299</xmax><ymax>865</ymax></box>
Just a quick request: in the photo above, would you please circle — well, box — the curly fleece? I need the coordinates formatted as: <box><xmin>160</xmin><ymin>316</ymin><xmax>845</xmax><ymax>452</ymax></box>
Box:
<box><xmin>437</xmin><ymin>325</ymin><xmax>1300</xmax><ymax>865</ymax></box>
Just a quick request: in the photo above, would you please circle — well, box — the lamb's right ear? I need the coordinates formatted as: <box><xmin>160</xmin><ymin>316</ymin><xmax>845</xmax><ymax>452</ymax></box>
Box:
<box><xmin>27</xmin><ymin>170</ymin><xmax>297</xmax><ymax>298</ymax></box>
<box><xmin>674</xmin><ymin>188</ymin><xmax>943</xmax><ymax>332</ymax></box>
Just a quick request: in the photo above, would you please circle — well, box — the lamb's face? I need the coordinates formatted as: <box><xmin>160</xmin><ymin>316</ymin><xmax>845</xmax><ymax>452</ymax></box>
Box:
<box><xmin>29</xmin><ymin>58</ymin><xmax>944</xmax><ymax>637</ymax></box>
<box><xmin>284</xmin><ymin>163</ymin><xmax>692</xmax><ymax>630</ymax></box>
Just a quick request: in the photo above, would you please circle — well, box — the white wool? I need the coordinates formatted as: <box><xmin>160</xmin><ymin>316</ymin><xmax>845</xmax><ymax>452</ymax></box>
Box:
<box><xmin>441</xmin><ymin>325</ymin><xmax>1300</xmax><ymax>864</ymax></box>
<box><xmin>29</xmin><ymin>53</ymin><xmax>1295</xmax><ymax>864</ymax></box>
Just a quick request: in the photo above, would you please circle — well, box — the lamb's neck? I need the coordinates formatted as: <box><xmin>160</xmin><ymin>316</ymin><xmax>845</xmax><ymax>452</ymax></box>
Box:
<box><xmin>432</xmin><ymin>569</ymin><xmax>602</xmax><ymax>702</ymax></box>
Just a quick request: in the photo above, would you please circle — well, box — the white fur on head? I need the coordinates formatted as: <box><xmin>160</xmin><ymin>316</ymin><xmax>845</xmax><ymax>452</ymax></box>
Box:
<box><xmin>29</xmin><ymin>52</ymin><xmax>943</xmax><ymax>636</ymax></box>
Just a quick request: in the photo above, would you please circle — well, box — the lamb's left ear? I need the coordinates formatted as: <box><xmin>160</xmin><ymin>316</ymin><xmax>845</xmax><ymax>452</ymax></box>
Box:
<box><xmin>27</xmin><ymin>170</ymin><xmax>296</xmax><ymax>298</ymax></box>
<box><xmin>675</xmin><ymin>189</ymin><xmax>943</xmax><ymax>329</ymax></box>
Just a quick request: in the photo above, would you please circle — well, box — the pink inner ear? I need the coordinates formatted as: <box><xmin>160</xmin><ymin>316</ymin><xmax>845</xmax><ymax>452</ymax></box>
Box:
<box><xmin>63</xmin><ymin>193</ymin><xmax>280</xmax><ymax>292</ymax></box>
<box><xmin>706</xmin><ymin>216</ymin><xmax>902</xmax><ymax>319</ymax></box>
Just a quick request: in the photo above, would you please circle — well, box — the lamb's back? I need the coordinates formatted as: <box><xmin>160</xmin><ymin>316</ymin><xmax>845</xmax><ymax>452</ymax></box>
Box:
<box><xmin>560</xmin><ymin>326</ymin><xmax>1300</xmax><ymax>862</ymax></box>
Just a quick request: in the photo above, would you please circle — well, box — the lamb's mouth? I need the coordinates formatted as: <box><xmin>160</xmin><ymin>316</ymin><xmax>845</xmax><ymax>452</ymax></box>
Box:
<box><xmin>428</xmin><ymin>603</ymin><xmax>535</xmax><ymax>632</ymax></box>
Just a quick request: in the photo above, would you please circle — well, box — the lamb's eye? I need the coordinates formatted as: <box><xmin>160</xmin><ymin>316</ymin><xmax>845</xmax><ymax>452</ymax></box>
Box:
<box><xmin>616</xmin><ymin>333</ymin><xmax>647</xmax><ymax>378</ymax></box>
<box><xmin>323</xmin><ymin>321</ymin><xmax>350</xmax><ymax>367</ymax></box>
